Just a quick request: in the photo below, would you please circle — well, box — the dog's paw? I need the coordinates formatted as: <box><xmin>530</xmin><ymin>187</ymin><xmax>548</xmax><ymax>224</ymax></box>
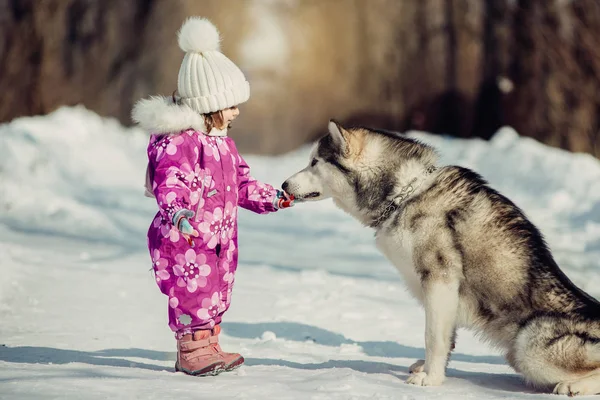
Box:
<box><xmin>409</xmin><ymin>359</ymin><xmax>425</xmax><ymax>374</ymax></box>
<box><xmin>553</xmin><ymin>379</ymin><xmax>600</xmax><ymax>396</ymax></box>
<box><xmin>554</xmin><ymin>381</ymin><xmax>580</xmax><ymax>396</ymax></box>
<box><xmin>406</xmin><ymin>371</ymin><xmax>445</xmax><ymax>387</ymax></box>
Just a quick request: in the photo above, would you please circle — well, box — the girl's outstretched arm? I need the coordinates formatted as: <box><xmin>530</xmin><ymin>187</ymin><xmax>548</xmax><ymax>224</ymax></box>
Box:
<box><xmin>237</xmin><ymin>153</ymin><xmax>293</xmax><ymax>213</ymax></box>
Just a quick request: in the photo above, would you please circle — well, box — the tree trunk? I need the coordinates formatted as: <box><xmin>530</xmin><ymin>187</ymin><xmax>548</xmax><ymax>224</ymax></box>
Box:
<box><xmin>1</xmin><ymin>0</ymin><xmax>600</xmax><ymax>157</ymax></box>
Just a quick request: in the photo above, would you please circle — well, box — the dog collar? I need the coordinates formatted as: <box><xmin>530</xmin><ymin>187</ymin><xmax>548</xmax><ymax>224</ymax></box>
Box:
<box><xmin>371</xmin><ymin>165</ymin><xmax>437</xmax><ymax>228</ymax></box>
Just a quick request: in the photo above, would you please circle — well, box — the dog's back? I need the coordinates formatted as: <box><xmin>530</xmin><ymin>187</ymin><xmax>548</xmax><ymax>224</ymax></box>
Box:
<box><xmin>407</xmin><ymin>166</ymin><xmax>600</xmax><ymax>345</ymax></box>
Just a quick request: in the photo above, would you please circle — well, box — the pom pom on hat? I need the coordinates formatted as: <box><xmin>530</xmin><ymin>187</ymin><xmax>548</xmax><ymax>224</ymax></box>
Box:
<box><xmin>176</xmin><ymin>16</ymin><xmax>250</xmax><ymax>114</ymax></box>
<box><xmin>177</xmin><ymin>17</ymin><xmax>221</xmax><ymax>53</ymax></box>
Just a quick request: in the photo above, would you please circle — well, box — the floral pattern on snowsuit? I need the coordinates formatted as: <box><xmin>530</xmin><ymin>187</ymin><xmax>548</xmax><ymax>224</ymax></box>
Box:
<box><xmin>147</xmin><ymin>129</ymin><xmax>278</xmax><ymax>336</ymax></box>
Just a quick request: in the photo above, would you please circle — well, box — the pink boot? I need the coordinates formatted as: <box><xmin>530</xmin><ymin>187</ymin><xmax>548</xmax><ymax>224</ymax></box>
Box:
<box><xmin>175</xmin><ymin>330</ymin><xmax>226</xmax><ymax>376</ymax></box>
<box><xmin>211</xmin><ymin>325</ymin><xmax>244</xmax><ymax>371</ymax></box>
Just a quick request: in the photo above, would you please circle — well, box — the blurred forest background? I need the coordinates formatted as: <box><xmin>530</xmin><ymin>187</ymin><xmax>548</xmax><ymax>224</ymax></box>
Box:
<box><xmin>1</xmin><ymin>0</ymin><xmax>600</xmax><ymax>156</ymax></box>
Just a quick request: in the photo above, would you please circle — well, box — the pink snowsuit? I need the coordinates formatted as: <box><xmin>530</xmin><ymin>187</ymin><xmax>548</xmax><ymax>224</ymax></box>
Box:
<box><xmin>138</xmin><ymin>97</ymin><xmax>279</xmax><ymax>337</ymax></box>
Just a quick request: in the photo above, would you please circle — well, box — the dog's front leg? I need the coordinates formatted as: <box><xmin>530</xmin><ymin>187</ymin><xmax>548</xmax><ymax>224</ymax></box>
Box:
<box><xmin>407</xmin><ymin>278</ymin><xmax>459</xmax><ymax>387</ymax></box>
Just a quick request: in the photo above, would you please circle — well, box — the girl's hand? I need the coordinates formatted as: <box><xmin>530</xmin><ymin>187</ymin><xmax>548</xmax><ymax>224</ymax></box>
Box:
<box><xmin>274</xmin><ymin>190</ymin><xmax>295</xmax><ymax>209</ymax></box>
<box><xmin>172</xmin><ymin>209</ymin><xmax>200</xmax><ymax>246</ymax></box>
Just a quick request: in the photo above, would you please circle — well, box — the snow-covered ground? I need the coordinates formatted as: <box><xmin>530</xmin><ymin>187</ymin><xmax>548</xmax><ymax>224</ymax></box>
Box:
<box><xmin>1</xmin><ymin>106</ymin><xmax>599</xmax><ymax>399</ymax></box>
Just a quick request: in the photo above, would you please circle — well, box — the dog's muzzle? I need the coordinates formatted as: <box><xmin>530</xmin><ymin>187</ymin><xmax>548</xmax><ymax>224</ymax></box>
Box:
<box><xmin>281</xmin><ymin>180</ymin><xmax>321</xmax><ymax>201</ymax></box>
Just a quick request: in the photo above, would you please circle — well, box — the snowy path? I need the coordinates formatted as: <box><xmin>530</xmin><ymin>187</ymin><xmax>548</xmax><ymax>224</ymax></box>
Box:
<box><xmin>1</xmin><ymin>107</ymin><xmax>600</xmax><ymax>399</ymax></box>
<box><xmin>0</xmin><ymin>227</ymin><xmax>534</xmax><ymax>400</ymax></box>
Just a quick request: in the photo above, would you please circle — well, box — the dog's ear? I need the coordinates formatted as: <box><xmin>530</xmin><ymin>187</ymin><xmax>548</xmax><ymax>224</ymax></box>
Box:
<box><xmin>328</xmin><ymin>119</ymin><xmax>349</xmax><ymax>153</ymax></box>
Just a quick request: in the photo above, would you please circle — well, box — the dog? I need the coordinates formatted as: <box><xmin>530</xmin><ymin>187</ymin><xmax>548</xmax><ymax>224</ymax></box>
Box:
<box><xmin>282</xmin><ymin>120</ymin><xmax>600</xmax><ymax>396</ymax></box>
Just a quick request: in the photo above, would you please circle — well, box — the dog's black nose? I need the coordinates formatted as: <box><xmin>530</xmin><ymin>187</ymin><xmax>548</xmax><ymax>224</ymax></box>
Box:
<box><xmin>281</xmin><ymin>181</ymin><xmax>289</xmax><ymax>192</ymax></box>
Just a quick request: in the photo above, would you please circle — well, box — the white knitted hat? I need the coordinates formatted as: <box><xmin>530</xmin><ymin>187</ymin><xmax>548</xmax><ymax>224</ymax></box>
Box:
<box><xmin>176</xmin><ymin>17</ymin><xmax>250</xmax><ymax>114</ymax></box>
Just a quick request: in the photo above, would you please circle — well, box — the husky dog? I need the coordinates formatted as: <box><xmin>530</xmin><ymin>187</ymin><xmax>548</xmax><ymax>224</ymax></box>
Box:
<box><xmin>282</xmin><ymin>121</ymin><xmax>600</xmax><ymax>396</ymax></box>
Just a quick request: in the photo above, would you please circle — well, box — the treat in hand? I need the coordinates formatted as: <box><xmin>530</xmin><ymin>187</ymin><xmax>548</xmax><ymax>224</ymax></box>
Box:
<box><xmin>275</xmin><ymin>190</ymin><xmax>295</xmax><ymax>209</ymax></box>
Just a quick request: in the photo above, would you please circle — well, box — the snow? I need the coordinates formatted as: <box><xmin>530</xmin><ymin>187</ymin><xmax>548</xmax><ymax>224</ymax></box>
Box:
<box><xmin>1</xmin><ymin>106</ymin><xmax>599</xmax><ymax>399</ymax></box>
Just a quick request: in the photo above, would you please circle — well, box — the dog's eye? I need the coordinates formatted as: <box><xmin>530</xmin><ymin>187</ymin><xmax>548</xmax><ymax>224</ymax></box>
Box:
<box><xmin>311</xmin><ymin>159</ymin><xmax>319</xmax><ymax>167</ymax></box>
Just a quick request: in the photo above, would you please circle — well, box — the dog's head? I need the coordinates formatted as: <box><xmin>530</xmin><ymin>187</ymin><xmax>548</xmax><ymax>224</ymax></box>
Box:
<box><xmin>282</xmin><ymin>120</ymin><xmax>437</xmax><ymax>222</ymax></box>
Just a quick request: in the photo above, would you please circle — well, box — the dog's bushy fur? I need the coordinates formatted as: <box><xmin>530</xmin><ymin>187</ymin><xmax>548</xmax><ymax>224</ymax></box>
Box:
<box><xmin>283</xmin><ymin>121</ymin><xmax>600</xmax><ymax>395</ymax></box>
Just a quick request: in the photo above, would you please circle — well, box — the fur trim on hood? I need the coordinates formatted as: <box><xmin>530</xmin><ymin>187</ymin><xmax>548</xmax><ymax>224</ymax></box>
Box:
<box><xmin>131</xmin><ymin>96</ymin><xmax>209</xmax><ymax>135</ymax></box>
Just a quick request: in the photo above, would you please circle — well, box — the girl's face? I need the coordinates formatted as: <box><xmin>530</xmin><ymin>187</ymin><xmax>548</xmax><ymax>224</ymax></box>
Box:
<box><xmin>220</xmin><ymin>106</ymin><xmax>240</xmax><ymax>129</ymax></box>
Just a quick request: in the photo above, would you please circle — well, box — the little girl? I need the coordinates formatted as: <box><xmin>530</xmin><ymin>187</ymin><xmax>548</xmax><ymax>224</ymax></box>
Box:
<box><xmin>132</xmin><ymin>17</ymin><xmax>294</xmax><ymax>376</ymax></box>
